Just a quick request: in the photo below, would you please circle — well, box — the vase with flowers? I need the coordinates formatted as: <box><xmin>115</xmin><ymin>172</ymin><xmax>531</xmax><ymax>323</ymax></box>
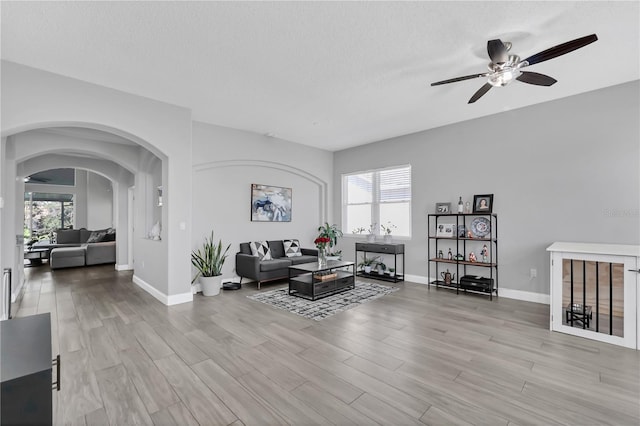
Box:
<box><xmin>381</xmin><ymin>221</ymin><xmax>397</xmax><ymax>243</ymax></box>
<box><xmin>353</xmin><ymin>223</ymin><xmax>377</xmax><ymax>242</ymax></box>
<box><xmin>314</xmin><ymin>236</ymin><xmax>331</xmax><ymax>266</ymax></box>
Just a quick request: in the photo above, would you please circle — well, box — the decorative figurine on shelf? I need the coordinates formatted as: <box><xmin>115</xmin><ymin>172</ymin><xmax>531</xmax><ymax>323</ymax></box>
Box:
<box><xmin>469</xmin><ymin>251</ymin><xmax>477</xmax><ymax>262</ymax></box>
<box><xmin>481</xmin><ymin>244</ymin><xmax>489</xmax><ymax>263</ymax></box>
<box><xmin>447</xmin><ymin>248</ymin><xmax>453</xmax><ymax>260</ymax></box>
<box><xmin>454</xmin><ymin>253</ymin><xmax>465</xmax><ymax>261</ymax></box>
<box><xmin>467</xmin><ymin>230</ymin><xmax>473</xmax><ymax>239</ymax></box>
<box><xmin>465</xmin><ymin>201</ymin><xmax>471</xmax><ymax>214</ymax></box>
<box><xmin>438</xmin><ymin>249</ymin><xmax>444</xmax><ymax>259</ymax></box>
<box><xmin>441</xmin><ymin>269</ymin><xmax>455</xmax><ymax>285</ymax></box>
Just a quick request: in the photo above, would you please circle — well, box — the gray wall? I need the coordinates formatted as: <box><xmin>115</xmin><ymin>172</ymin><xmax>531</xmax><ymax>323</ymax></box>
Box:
<box><xmin>191</xmin><ymin>121</ymin><xmax>334</xmax><ymax>281</ymax></box>
<box><xmin>87</xmin><ymin>172</ymin><xmax>113</xmax><ymax>229</ymax></box>
<box><xmin>334</xmin><ymin>81</ymin><xmax>640</xmax><ymax>297</ymax></box>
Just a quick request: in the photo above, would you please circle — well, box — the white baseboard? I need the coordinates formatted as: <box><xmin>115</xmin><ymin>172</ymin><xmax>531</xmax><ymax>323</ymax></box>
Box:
<box><xmin>404</xmin><ymin>274</ymin><xmax>429</xmax><ymax>285</ymax></box>
<box><xmin>132</xmin><ymin>275</ymin><xmax>193</xmax><ymax>306</ymax></box>
<box><xmin>499</xmin><ymin>288</ymin><xmax>549</xmax><ymax>305</ymax></box>
<box><xmin>167</xmin><ymin>292</ymin><xmax>193</xmax><ymax>305</ymax></box>
<box><xmin>115</xmin><ymin>264</ymin><xmax>133</xmax><ymax>271</ymax></box>
<box><xmin>409</xmin><ymin>274</ymin><xmax>549</xmax><ymax>304</ymax></box>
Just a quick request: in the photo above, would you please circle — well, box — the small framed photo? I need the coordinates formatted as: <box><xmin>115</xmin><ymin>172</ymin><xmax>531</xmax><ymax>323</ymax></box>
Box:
<box><xmin>435</xmin><ymin>202</ymin><xmax>451</xmax><ymax>214</ymax></box>
<box><xmin>473</xmin><ymin>194</ymin><xmax>494</xmax><ymax>213</ymax></box>
<box><xmin>436</xmin><ymin>223</ymin><xmax>455</xmax><ymax>238</ymax></box>
<box><xmin>457</xmin><ymin>225</ymin><xmax>466</xmax><ymax>238</ymax></box>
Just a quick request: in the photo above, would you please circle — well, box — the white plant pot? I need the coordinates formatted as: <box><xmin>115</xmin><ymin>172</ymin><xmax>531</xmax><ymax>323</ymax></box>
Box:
<box><xmin>378</xmin><ymin>269</ymin><xmax>385</xmax><ymax>275</ymax></box>
<box><xmin>389</xmin><ymin>271</ymin><xmax>395</xmax><ymax>277</ymax></box>
<box><xmin>384</xmin><ymin>235</ymin><xmax>392</xmax><ymax>243</ymax></box>
<box><xmin>200</xmin><ymin>276</ymin><xmax>222</xmax><ymax>296</ymax></box>
<box><xmin>366</xmin><ymin>234</ymin><xmax>375</xmax><ymax>242</ymax></box>
<box><xmin>364</xmin><ymin>266</ymin><xmax>372</xmax><ymax>274</ymax></box>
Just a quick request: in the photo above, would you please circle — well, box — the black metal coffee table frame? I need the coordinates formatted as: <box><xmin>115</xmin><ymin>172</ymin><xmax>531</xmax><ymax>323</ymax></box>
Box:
<box><xmin>288</xmin><ymin>260</ymin><xmax>355</xmax><ymax>301</ymax></box>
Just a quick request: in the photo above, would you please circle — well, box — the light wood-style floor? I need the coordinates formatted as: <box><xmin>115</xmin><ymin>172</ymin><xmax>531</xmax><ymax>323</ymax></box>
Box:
<box><xmin>16</xmin><ymin>264</ymin><xmax>640</xmax><ymax>425</ymax></box>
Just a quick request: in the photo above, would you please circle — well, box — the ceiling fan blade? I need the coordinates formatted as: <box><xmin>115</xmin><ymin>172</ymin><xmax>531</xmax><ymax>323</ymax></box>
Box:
<box><xmin>468</xmin><ymin>83</ymin><xmax>492</xmax><ymax>103</ymax></box>
<box><xmin>522</xmin><ymin>34</ymin><xmax>598</xmax><ymax>66</ymax></box>
<box><xmin>431</xmin><ymin>73</ymin><xmax>488</xmax><ymax>86</ymax></box>
<box><xmin>516</xmin><ymin>71</ymin><xmax>557</xmax><ymax>86</ymax></box>
<box><xmin>487</xmin><ymin>39</ymin><xmax>508</xmax><ymax>64</ymax></box>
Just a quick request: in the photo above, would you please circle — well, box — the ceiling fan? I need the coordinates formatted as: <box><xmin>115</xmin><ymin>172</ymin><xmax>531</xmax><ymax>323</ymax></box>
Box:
<box><xmin>431</xmin><ymin>34</ymin><xmax>598</xmax><ymax>103</ymax></box>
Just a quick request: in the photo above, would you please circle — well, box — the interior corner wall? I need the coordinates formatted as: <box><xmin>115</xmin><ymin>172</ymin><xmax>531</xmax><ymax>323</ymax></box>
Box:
<box><xmin>334</xmin><ymin>80</ymin><xmax>640</xmax><ymax>297</ymax></box>
<box><xmin>0</xmin><ymin>137</ymin><xmax>4</xmax><ymax>275</ymax></box>
<box><xmin>1</xmin><ymin>61</ymin><xmax>193</xmax><ymax>303</ymax></box>
<box><xmin>191</xmin><ymin>122</ymin><xmax>333</xmax><ymax>281</ymax></box>
<box><xmin>86</xmin><ymin>172</ymin><xmax>113</xmax><ymax>229</ymax></box>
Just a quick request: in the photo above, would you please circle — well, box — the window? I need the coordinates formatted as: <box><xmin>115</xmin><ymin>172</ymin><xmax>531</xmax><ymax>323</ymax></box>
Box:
<box><xmin>343</xmin><ymin>165</ymin><xmax>411</xmax><ymax>237</ymax></box>
<box><xmin>24</xmin><ymin>192</ymin><xmax>74</xmax><ymax>241</ymax></box>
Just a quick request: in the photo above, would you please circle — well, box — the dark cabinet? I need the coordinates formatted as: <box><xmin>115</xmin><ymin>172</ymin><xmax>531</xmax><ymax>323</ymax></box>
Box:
<box><xmin>355</xmin><ymin>242</ymin><xmax>405</xmax><ymax>283</ymax></box>
<box><xmin>1</xmin><ymin>313</ymin><xmax>59</xmax><ymax>425</ymax></box>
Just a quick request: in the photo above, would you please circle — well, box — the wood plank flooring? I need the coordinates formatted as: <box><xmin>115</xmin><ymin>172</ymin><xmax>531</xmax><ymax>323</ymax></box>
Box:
<box><xmin>16</xmin><ymin>264</ymin><xmax>640</xmax><ymax>425</ymax></box>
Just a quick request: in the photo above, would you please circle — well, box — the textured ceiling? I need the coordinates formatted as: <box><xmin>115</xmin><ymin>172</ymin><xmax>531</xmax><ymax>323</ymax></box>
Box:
<box><xmin>2</xmin><ymin>1</ymin><xmax>638</xmax><ymax>151</ymax></box>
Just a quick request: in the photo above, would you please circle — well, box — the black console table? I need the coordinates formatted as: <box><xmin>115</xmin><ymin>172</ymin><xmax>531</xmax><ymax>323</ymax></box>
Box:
<box><xmin>355</xmin><ymin>242</ymin><xmax>405</xmax><ymax>283</ymax></box>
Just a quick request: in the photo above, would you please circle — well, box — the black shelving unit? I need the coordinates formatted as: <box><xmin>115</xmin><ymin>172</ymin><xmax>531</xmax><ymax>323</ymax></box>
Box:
<box><xmin>355</xmin><ymin>242</ymin><xmax>405</xmax><ymax>283</ymax></box>
<box><xmin>427</xmin><ymin>213</ymin><xmax>498</xmax><ymax>299</ymax></box>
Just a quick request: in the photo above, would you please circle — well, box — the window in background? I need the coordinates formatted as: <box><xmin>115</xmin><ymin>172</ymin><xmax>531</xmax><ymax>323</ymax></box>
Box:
<box><xmin>24</xmin><ymin>192</ymin><xmax>74</xmax><ymax>242</ymax></box>
<box><xmin>343</xmin><ymin>165</ymin><xmax>411</xmax><ymax>237</ymax></box>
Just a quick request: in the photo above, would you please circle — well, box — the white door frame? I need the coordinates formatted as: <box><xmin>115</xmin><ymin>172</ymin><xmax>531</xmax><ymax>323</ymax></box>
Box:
<box><xmin>127</xmin><ymin>186</ymin><xmax>134</xmax><ymax>269</ymax></box>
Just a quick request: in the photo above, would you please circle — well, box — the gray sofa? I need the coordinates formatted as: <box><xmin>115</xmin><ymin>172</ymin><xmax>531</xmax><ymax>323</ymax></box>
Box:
<box><xmin>236</xmin><ymin>240</ymin><xmax>318</xmax><ymax>289</ymax></box>
<box><xmin>43</xmin><ymin>228</ymin><xmax>116</xmax><ymax>269</ymax></box>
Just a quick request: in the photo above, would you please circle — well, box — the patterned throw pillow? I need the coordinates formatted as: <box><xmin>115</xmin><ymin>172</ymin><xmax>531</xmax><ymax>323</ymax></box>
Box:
<box><xmin>250</xmin><ymin>241</ymin><xmax>272</xmax><ymax>261</ymax></box>
<box><xmin>86</xmin><ymin>231</ymin><xmax>107</xmax><ymax>243</ymax></box>
<box><xmin>283</xmin><ymin>239</ymin><xmax>302</xmax><ymax>257</ymax></box>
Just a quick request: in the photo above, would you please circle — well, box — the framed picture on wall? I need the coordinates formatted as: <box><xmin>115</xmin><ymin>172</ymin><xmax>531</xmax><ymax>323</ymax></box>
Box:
<box><xmin>251</xmin><ymin>184</ymin><xmax>292</xmax><ymax>222</ymax></box>
<box><xmin>473</xmin><ymin>194</ymin><xmax>494</xmax><ymax>213</ymax></box>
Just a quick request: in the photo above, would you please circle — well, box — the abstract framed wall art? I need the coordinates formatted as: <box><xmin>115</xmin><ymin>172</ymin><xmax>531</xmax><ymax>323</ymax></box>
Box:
<box><xmin>251</xmin><ymin>184</ymin><xmax>292</xmax><ymax>222</ymax></box>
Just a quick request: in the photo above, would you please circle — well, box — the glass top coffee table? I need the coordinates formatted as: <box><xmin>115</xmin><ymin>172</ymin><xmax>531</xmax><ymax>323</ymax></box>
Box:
<box><xmin>288</xmin><ymin>260</ymin><xmax>355</xmax><ymax>301</ymax></box>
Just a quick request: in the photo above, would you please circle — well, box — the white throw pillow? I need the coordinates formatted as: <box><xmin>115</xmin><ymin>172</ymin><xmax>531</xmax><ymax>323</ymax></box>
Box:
<box><xmin>283</xmin><ymin>239</ymin><xmax>302</xmax><ymax>257</ymax></box>
<box><xmin>250</xmin><ymin>241</ymin><xmax>272</xmax><ymax>260</ymax></box>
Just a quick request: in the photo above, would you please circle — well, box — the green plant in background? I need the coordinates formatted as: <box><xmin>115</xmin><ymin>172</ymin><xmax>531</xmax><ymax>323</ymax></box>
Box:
<box><xmin>191</xmin><ymin>230</ymin><xmax>230</xmax><ymax>283</ymax></box>
<box><xmin>357</xmin><ymin>254</ymin><xmax>380</xmax><ymax>268</ymax></box>
<box><xmin>317</xmin><ymin>222</ymin><xmax>343</xmax><ymax>254</ymax></box>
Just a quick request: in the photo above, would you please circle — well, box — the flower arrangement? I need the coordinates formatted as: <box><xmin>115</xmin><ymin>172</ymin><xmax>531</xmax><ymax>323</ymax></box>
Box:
<box><xmin>353</xmin><ymin>223</ymin><xmax>377</xmax><ymax>235</ymax></box>
<box><xmin>316</xmin><ymin>223</ymin><xmax>343</xmax><ymax>256</ymax></box>
<box><xmin>381</xmin><ymin>221</ymin><xmax>397</xmax><ymax>235</ymax></box>
<box><xmin>314</xmin><ymin>236</ymin><xmax>331</xmax><ymax>251</ymax></box>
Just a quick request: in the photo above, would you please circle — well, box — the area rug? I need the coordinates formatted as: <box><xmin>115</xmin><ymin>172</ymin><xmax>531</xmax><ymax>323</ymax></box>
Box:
<box><xmin>247</xmin><ymin>281</ymin><xmax>399</xmax><ymax>321</ymax></box>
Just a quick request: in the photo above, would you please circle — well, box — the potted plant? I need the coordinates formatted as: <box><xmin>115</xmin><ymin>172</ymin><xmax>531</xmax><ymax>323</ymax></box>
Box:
<box><xmin>358</xmin><ymin>255</ymin><xmax>379</xmax><ymax>274</ymax></box>
<box><xmin>381</xmin><ymin>221</ymin><xmax>397</xmax><ymax>243</ymax></box>
<box><xmin>191</xmin><ymin>230</ymin><xmax>230</xmax><ymax>296</ymax></box>
<box><xmin>388</xmin><ymin>267</ymin><xmax>396</xmax><ymax>277</ymax></box>
<box><xmin>317</xmin><ymin>222</ymin><xmax>343</xmax><ymax>259</ymax></box>
<box><xmin>376</xmin><ymin>261</ymin><xmax>386</xmax><ymax>275</ymax></box>
<box><xmin>353</xmin><ymin>224</ymin><xmax>377</xmax><ymax>242</ymax></box>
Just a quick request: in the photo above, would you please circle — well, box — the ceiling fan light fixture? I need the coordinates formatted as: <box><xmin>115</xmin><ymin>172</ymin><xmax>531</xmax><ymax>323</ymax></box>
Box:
<box><xmin>431</xmin><ymin>34</ymin><xmax>597</xmax><ymax>103</ymax></box>
<box><xmin>488</xmin><ymin>68</ymin><xmax>521</xmax><ymax>87</ymax></box>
